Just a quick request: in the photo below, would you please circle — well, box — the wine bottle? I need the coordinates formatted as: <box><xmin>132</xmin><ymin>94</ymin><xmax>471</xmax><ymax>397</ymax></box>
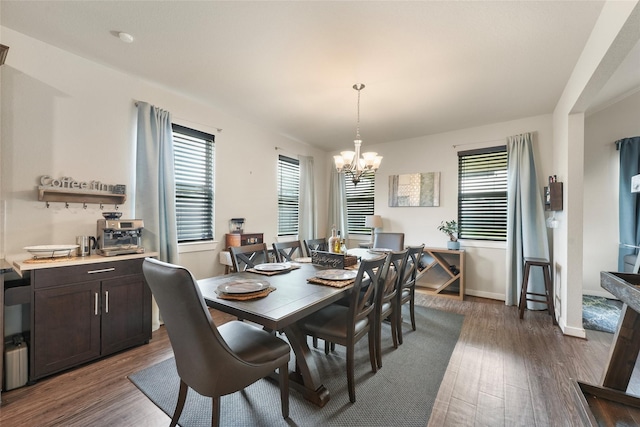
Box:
<box><xmin>328</xmin><ymin>225</ymin><xmax>339</xmax><ymax>253</ymax></box>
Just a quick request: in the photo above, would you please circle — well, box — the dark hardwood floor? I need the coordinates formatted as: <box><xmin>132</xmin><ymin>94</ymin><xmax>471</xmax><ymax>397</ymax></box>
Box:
<box><xmin>0</xmin><ymin>292</ymin><xmax>632</xmax><ymax>426</ymax></box>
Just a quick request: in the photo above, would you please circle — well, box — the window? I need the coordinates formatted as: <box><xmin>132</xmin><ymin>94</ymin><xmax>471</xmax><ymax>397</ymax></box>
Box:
<box><xmin>277</xmin><ymin>155</ymin><xmax>300</xmax><ymax>236</ymax></box>
<box><xmin>172</xmin><ymin>124</ymin><xmax>215</xmax><ymax>243</ymax></box>
<box><xmin>346</xmin><ymin>172</ymin><xmax>375</xmax><ymax>234</ymax></box>
<box><xmin>457</xmin><ymin>146</ymin><xmax>507</xmax><ymax>241</ymax></box>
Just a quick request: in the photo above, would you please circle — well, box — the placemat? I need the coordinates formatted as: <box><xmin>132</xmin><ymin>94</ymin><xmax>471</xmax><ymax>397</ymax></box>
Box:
<box><xmin>216</xmin><ymin>286</ymin><xmax>276</xmax><ymax>300</ymax></box>
<box><xmin>307</xmin><ymin>277</ymin><xmax>355</xmax><ymax>288</ymax></box>
<box><xmin>23</xmin><ymin>256</ymin><xmax>79</xmax><ymax>264</ymax></box>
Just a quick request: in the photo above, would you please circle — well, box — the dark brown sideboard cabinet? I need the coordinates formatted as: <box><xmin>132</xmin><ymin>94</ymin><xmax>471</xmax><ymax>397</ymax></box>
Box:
<box><xmin>30</xmin><ymin>258</ymin><xmax>151</xmax><ymax>381</ymax></box>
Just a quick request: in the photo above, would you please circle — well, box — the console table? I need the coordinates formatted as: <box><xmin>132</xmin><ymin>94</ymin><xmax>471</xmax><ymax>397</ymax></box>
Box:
<box><xmin>415</xmin><ymin>247</ymin><xmax>465</xmax><ymax>300</ymax></box>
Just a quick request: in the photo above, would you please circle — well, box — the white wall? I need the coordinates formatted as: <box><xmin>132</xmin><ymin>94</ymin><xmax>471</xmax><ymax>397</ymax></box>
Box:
<box><xmin>340</xmin><ymin>114</ymin><xmax>555</xmax><ymax>301</ymax></box>
<box><xmin>552</xmin><ymin>0</ymin><xmax>639</xmax><ymax>337</ymax></box>
<box><xmin>583</xmin><ymin>90</ymin><xmax>640</xmax><ymax>297</ymax></box>
<box><xmin>0</xmin><ymin>27</ymin><xmax>329</xmax><ymax>281</ymax></box>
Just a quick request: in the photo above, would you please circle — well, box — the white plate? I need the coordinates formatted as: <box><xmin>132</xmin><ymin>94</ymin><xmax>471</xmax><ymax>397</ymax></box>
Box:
<box><xmin>293</xmin><ymin>257</ymin><xmax>312</xmax><ymax>263</ymax></box>
<box><xmin>24</xmin><ymin>245</ymin><xmax>79</xmax><ymax>258</ymax></box>
<box><xmin>254</xmin><ymin>263</ymin><xmax>290</xmax><ymax>272</ymax></box>
<box><xmin>217</xmin><ymin>280</ymin><xmax>270</xmax><ymax>294</ymax></box>
<box><xmin>369</xmin><ymin>248</ymin><xmax>393</xmax><ymax>253</ymax></box>
<box><xmin>315</xmin><ymin>269</ymin><xmax>357</xmax><ymax>281</ymax></box>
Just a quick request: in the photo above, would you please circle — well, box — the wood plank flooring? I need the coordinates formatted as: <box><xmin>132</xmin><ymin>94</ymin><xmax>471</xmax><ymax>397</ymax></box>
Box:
<box><xmin>0</xmin><ymin>292</ymin><xmax>633</xmax><ymax>426</ymax></box>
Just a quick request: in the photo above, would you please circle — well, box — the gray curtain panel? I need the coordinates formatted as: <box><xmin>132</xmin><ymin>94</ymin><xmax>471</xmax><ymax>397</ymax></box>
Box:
<box><xmin>135</xmin><ymin>101</ymin><xmax>179</xmax><ymax>264</ymax></box>
<box><xmin>298</xmin><ymin>155</ymin><xmax>316</xmax><ymax>242</ymax></box>
<box><xmin>617</xmin><ymin>136</ymin><xmax>640</xmax><ymax>271</ymax></box>
<box><xmin>327</xmin><ymin>168</ymin><xmax>349</xmax><ymax>240</ymax></box>
<box><xmin>505</xmin><ymin>132</ymin><xmax>549</xmax><ymax>308</ymax></box>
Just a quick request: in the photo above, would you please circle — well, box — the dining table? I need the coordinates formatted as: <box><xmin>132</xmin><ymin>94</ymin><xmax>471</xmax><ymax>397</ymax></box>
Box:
<box><xmin>197</xmin><ymin>262</ymin><xmax>357</xmax><ymax>407</ymax></box>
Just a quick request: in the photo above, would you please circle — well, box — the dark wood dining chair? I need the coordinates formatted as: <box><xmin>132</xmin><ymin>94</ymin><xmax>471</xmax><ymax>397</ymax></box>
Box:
<box><xmin>375</xmin><ymin>249</ymin><xmax>408</xmax><ymax>368</ymax></box>
<box><xmin>303</xmin><ymin>237</ymin><xmax>328</xmax><ymax>257</ymax></box>
<box><xmin>141</xmin><ymin>258</ymin><xmax>290</xmax><ymax>427</ymax></box>
<box><xmin>299</xmin><ymin>255</ymin><xmax>387</xmax><ymax>403</ymax></box>
<box><xmin>397</xmin><ymin>244</ymin><xmax>425</xmax><ymax>345</ymax></box>
<box><xmin>373</xmin><ymin>232</ymin><xmax>405</xmax><ymax>251</ymax></box>
<box><xmin>272</xmin><ymin>240</ymin><xmax>303</xmax><ymax>262</ymax></box>
<box><xmin>229</xmin><ymin>243</ymin><xmax>269</xmax><ymax>272</ymax></box>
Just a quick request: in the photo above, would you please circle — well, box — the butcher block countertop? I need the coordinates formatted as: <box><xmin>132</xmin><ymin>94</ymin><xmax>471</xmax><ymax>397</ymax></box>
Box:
<box><xmin>12</xmin><ymin>252</ymin><xmax>158</xmax><ymax>277</ymax></box>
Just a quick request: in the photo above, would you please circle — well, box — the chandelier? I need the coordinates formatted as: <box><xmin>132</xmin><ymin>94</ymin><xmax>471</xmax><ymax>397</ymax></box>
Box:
<box><xmin>333</xmin><ymin>84</ymin><xmax>382</xmax><ymax>185</ymax></box>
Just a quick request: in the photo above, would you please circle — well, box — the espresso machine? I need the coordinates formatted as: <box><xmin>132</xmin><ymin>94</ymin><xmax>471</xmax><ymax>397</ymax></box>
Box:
<box><xmin>96</xmin><ymin>214</ymin><xmax>145</xmax><ymax>256</ymax></box>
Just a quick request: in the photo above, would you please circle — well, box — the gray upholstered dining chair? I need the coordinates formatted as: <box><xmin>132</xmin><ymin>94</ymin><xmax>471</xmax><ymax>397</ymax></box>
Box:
<box><xmin>303</xmin><ymin>237</ymin><xmax>328</xmax><ymax>257</ymax></box>
<box><xmin>229</xmin><ymin>243</ymin><xmax>269</xmax><ymax>272</ymax></box>
<box><xmin>299</xmin><ymin>255</ymin><xmax>387</xmax><ymax>403</ymax></box>
<box><xmin>397</xmin><ymin>244</ymin><xmax>425</xmax><ymax>345</ymax></box>
<box><xmin>272</xmin><ymin>240</ymin><xmax>303</xmax><ymax>262</ymax></box>
<box><xmin>142</xmin><ymin>258</ymin><xmax>291</xmax><ymax>427</ymax></box>
<box><xmin>373</xmin><ymin>232</ymin><xmax>405</xmax><ymax>251</ymax></box>
<box><xmin>375</xmin><ymin>249</ymin><xmax>408</xmax><ymax>368</ymax></box>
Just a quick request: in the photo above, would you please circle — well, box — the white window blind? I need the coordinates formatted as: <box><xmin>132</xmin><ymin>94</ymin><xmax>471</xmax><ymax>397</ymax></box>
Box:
<box><xmin>172</xmin><ymin>124</ymin><xmax>215</xmax><ymax>243</ymax></box>
<box><xmin>278</xmin><ymin>155</ymin><xmax>300</xmax><ymax>236</ymax></box>
<box><xmin>457</xmin><ymin>146</ymin><xmax>507</xmax><ymax>241</ymax></box>
<box><xmin>346</xmin><ymin>172</ymin><xmax>375</xmax><ymax>234</ymax></box>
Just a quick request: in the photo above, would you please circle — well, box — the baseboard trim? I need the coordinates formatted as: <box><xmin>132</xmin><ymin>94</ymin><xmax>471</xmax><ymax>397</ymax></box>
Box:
<box><xmin>465</xmin><ymin>289</ymin><xmax>505</xmax><ymax>301</ymax></box>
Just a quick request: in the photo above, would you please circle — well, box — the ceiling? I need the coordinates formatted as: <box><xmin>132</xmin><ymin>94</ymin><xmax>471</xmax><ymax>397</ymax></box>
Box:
<box><xmin>2</xmin><ymin>1</ymin><xmax>639</xmax><ymax>151</ymax></box>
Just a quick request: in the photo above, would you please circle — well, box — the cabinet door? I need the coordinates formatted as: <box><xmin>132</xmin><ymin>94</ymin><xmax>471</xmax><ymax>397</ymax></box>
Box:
<box><xmin>101</xmin><ymin>274</ymin><xmax>151</xmax><ymax>355</ymax></box>
<box><xmin>33</xmin><ymin>281</ymin><xmax>101</xmax><ymax>379</ymax></box>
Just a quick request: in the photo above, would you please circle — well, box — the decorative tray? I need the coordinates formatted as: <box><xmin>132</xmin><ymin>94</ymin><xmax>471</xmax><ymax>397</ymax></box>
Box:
<box><xmin>24</xmin><ymin>245</ymin><xmax>79</xmax><ymax>258</ymax></box>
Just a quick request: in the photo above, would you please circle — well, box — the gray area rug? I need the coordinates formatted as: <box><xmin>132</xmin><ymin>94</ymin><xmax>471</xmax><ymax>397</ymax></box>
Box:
<box><xmin>129</xmin><ymin>305</ymin><xmax>463</xmax><ymax>427</ymax></box>
<box><xmin>583</xmin><ymin>295</ymin><xmax>622</xmax><ymax>333</ymax></box>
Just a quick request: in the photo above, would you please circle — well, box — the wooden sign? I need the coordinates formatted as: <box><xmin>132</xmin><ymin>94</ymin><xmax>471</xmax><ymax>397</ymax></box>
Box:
<box><xmin>311</xmin><ymin>251</ymin><xmax>357</xmax><ymax>269</ymax></box>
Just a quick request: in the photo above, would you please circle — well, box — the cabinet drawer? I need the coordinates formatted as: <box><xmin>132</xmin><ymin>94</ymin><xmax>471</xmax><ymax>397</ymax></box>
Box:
<box><xmin>33</xmin><ymin>258</ymin><xmax>144</xmax><ymax>289</ymax></box>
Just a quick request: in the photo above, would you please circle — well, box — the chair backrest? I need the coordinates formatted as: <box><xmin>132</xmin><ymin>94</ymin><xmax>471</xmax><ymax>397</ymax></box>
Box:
<box><xmin>403</xmin><ymin>244</ymin><xmax>425</xmax><ymax>288</ymax></box>
<box><xmin>378</xmin><ymin>249</ymin><xmax>409</xmax><ymax>307</ymax></box>
<box><xmin>373</xmin><ymin>232</ymin><xmax>405</xmax><ymax>251</ymax></box>
<box><xmin>303</xmin><ymin>238</ymin><xmax>328</xmax><ymax>257</ymax></box>
<box><xmin>272</xmin><ymin>240</ymin><xmax>303</xmax><ymax>262</ymax></box>
<box><xmin>230</xmin><ymin>243</ymin><xmax>269</xmax><ymax>271</ymax></box>
<box><xmin>142</xmin><ymin>258</ymin><xmax>253</xmax><ymax>397</ymax></box>
<box><xmin>348</xmin><ymin>255</ymin><xmax>388</xmax><ymax>327</ymax></box>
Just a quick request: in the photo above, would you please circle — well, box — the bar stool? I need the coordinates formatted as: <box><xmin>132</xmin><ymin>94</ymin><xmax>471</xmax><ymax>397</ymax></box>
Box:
<box><xmin>518</xmin><ymin>257</ymin><xmax>557</xmax><ymax>325</ymax></box>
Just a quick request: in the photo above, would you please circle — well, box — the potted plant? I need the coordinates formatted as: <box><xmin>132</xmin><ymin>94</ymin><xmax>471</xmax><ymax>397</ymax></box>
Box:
<box><xmin>437</xmin><ymin>220</ymin><xmax>460</xmax><ymax>250</ymax></box>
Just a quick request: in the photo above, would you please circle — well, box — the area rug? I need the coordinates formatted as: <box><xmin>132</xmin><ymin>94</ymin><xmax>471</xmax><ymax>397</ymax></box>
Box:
<box><xmin>128</xmin><ymin>305</ymin><xmax>463</xmax><ymax>427</ymax></box>
<box><xmin>583</xmin><ymin>295</ymin><xmax>622</xmax><ymax>333</ymax></box>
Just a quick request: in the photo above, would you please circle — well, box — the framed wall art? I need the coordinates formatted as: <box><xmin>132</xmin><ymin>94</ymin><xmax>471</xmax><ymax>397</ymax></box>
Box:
<box><xmin>388</xmin><ymin>172</ymin><xmax>440</xmax><ymax>207</ymax></box>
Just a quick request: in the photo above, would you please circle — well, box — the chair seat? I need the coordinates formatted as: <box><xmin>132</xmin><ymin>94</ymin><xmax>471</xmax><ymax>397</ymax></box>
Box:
<box><xmin>301</xmin><ymin>305</ymin><xmax>370</xmax><ymax>341</ymax></box>
<box><xmin>380</xmin><ymin>300</ymin><xmax>393</xmax><ymax>313</ymax></box>
<box><xmin>220</xmin><ymin>321</ymin><xmax>291</xmax><ymax>364</ymax></box>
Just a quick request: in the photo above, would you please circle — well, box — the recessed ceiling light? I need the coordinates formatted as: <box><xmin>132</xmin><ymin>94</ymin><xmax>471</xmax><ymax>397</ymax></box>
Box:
<box><xmin>118</xmin><ymin>32</ymin><xmax>134</xmax><ymax>43</ymax></box>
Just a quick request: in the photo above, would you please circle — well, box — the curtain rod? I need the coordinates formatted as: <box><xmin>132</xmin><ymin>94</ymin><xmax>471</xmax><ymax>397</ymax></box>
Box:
<box><xmin>452</xmin><ymin>138</ymin><xmax>504</xmax><ymax>149</ymax></box>
<box><xmin>135</xmin><ymin>100</ymin><xmax>222</xmax><ymax>133</ymax></box>
<box><xmin>275</xmin><ymin>146</ymin><xmax>300</xmax><ymax>158</ymax></box>
<box><xmin>452</xmin><ymin>131</ymin><xmax>536</xmax><ymax>149</ymax></box>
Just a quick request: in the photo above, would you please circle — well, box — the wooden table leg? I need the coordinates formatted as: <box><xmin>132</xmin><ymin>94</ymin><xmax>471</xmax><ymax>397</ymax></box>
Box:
<box><xmin>601</xmin><ymin>304</ymin><xmax>640</xmax><ymax>390</ymax></box>
<box><xmin>282</xmin><ymin>322</ymin><xmax>331</xmax><ymax>407</ymax></box>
